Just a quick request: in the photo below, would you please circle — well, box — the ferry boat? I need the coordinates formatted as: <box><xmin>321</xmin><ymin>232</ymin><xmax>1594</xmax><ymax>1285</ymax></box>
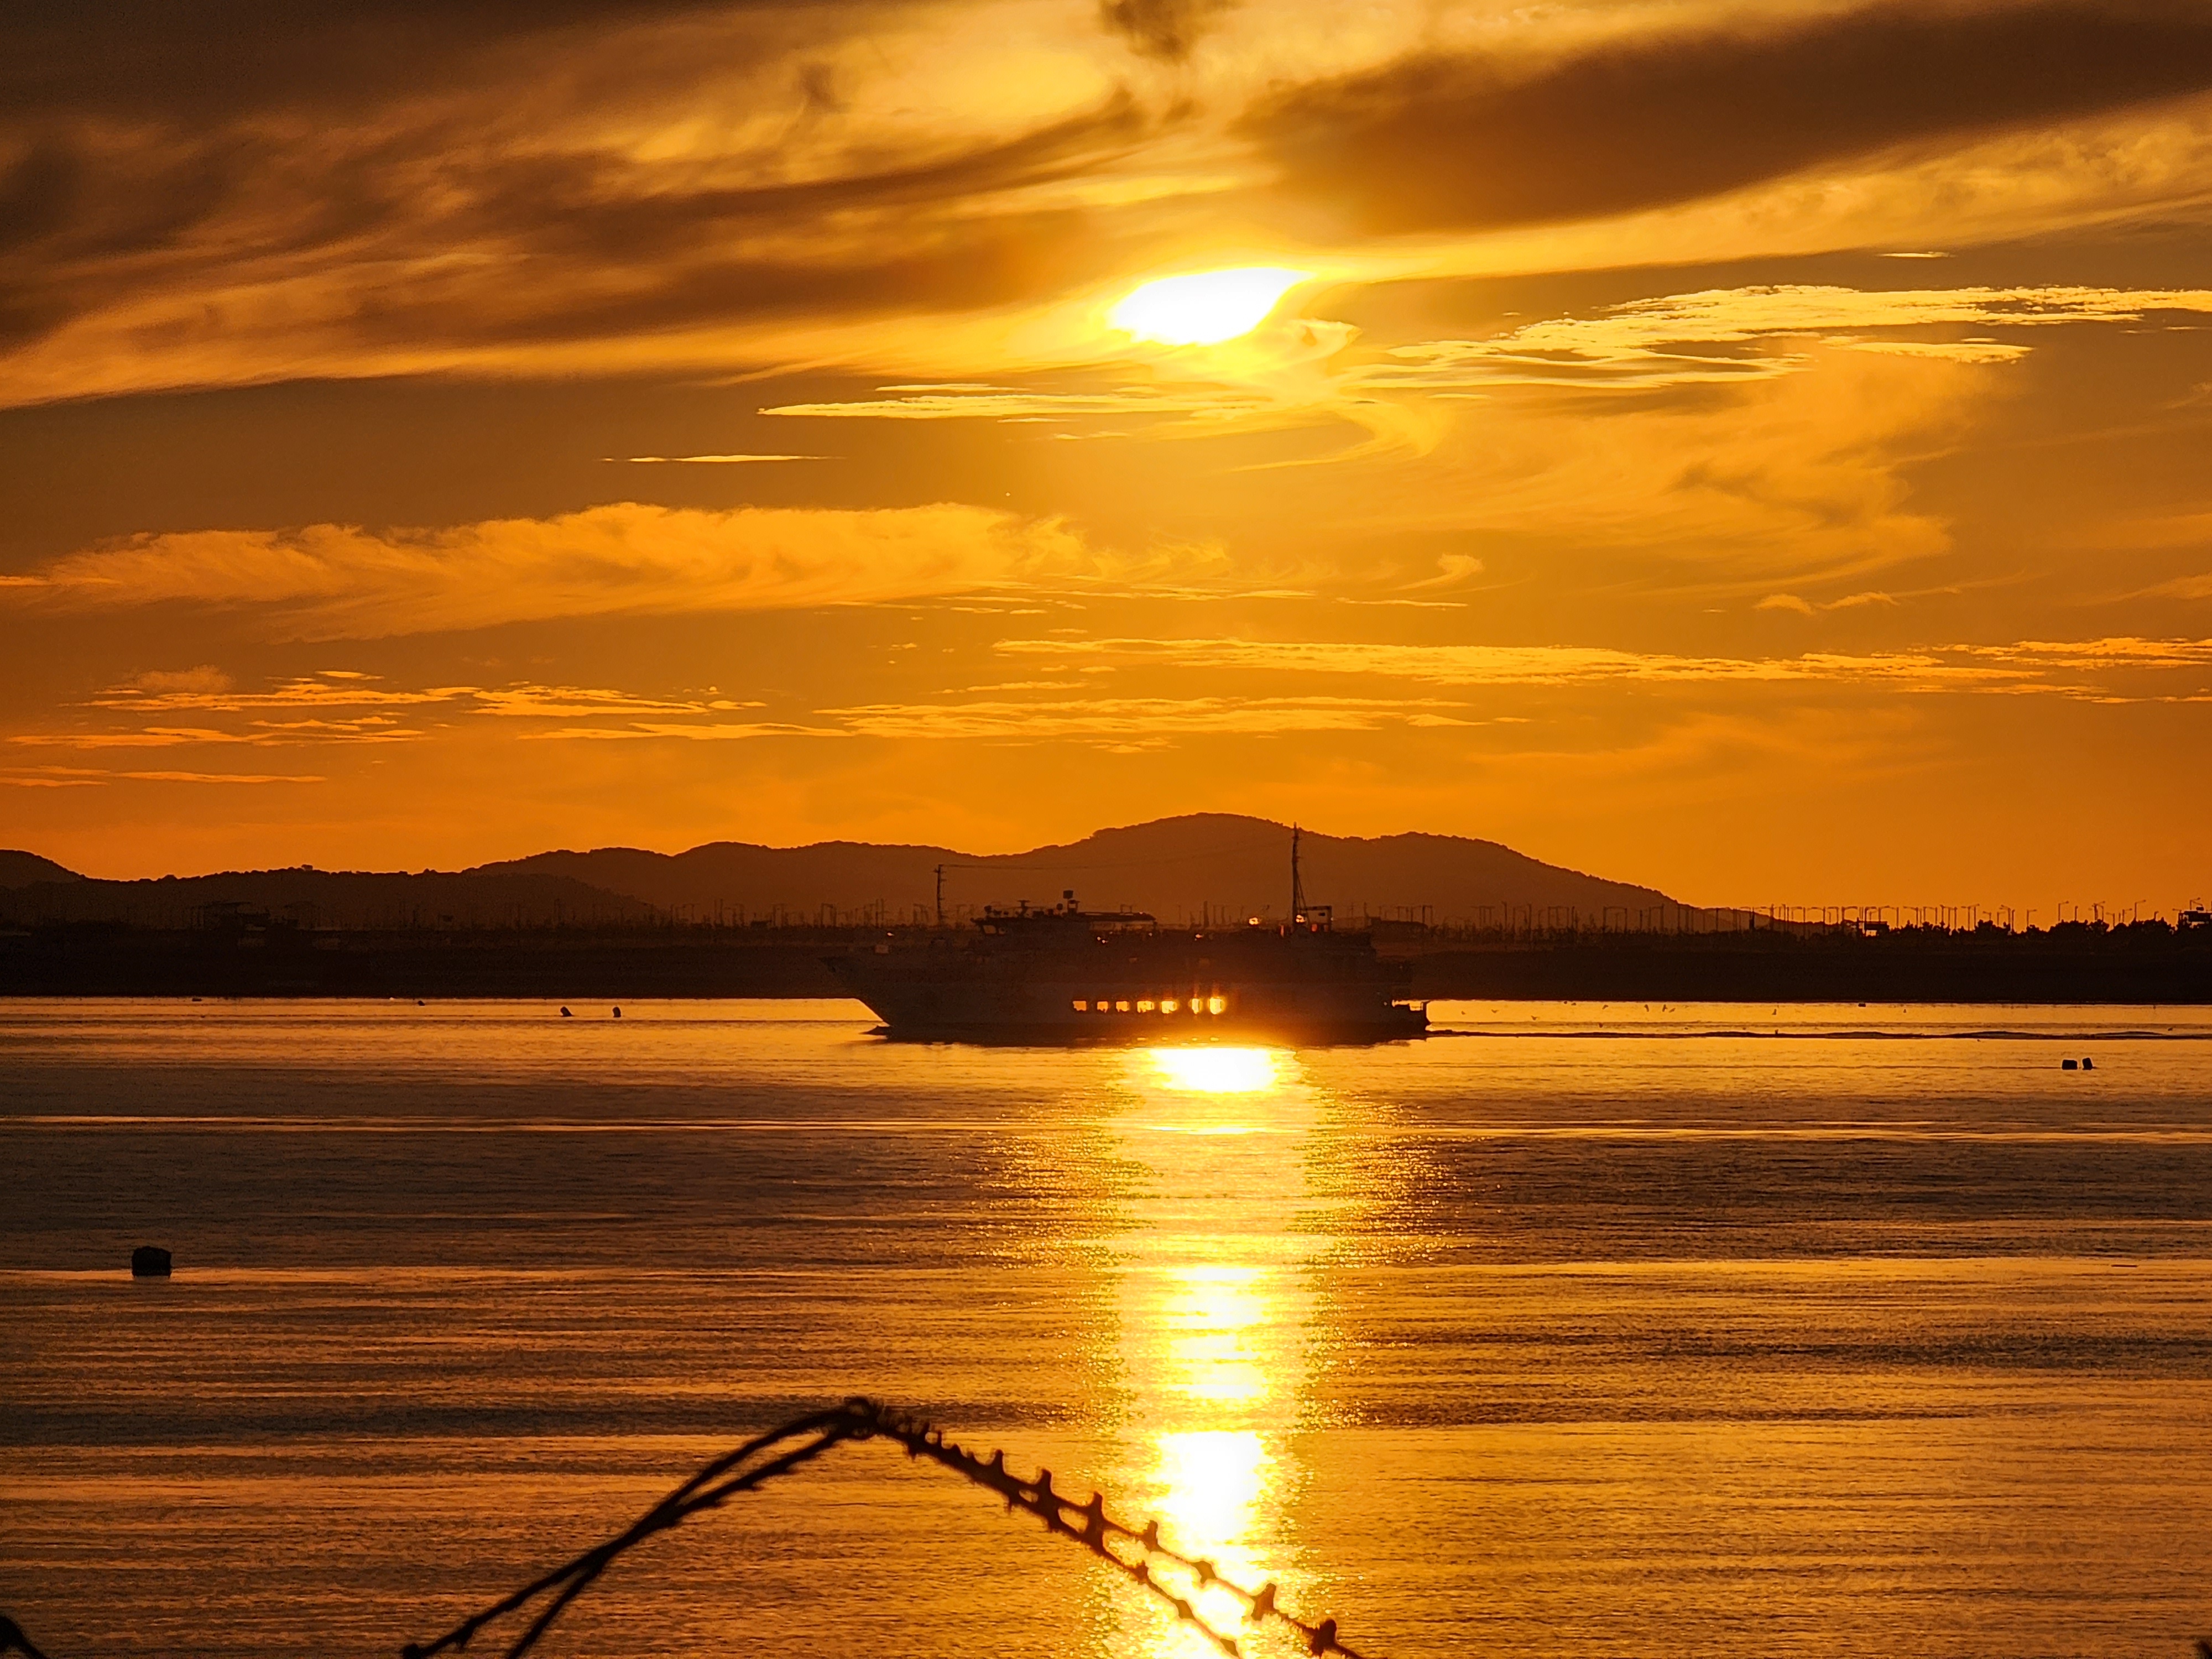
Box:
<box><xmin>825</xmin><ymin>831</ymin><xmax>1427</xmax><ymax>1045</ymax></box>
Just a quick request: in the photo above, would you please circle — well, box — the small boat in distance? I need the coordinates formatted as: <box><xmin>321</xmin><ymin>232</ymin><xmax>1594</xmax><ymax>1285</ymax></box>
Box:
<box><xmin>824</xmin><ymin>828</ymin><xmax>1428</xmax><ymax>1045</ymax></box>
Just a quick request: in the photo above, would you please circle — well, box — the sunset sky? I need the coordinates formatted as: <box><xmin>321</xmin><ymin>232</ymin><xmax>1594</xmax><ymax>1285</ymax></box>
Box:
<box><xmin>4</xmin><ymin>0</ymin><xmax>2211</xmax><ymax>907</ymax></box>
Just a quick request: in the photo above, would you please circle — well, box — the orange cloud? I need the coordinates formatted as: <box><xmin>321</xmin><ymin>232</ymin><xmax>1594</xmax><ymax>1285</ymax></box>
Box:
<box><xmin>12</xmin><ymin>503</ymin><xmax>1092</xmax><ymax>638</ymax></box>
<box><xmin>998</xmin><ymin>634</ymin><xmax>2212</xmax><ymax>701</ymax></box>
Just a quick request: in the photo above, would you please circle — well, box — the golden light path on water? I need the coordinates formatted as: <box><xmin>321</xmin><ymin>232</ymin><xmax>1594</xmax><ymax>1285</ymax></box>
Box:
<box><xmin>1112</xmin><ymin>1045</ymin><xmax>1328</xmax><ymax>1658</ymax></box>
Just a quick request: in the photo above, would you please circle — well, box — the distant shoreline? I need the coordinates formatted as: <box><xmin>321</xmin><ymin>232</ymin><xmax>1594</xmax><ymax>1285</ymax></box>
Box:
<box><xmin>4</xmin><ymin>920</ymin><xmax>2206</xmax><ymax>1004</ymax></box>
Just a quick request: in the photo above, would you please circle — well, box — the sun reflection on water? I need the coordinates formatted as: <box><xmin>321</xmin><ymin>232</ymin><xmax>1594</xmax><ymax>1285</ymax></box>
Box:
<box><xmin>1147</xmin><ymin>1047</ymin><xmax>1279</xmax><ymax>1094</ymax></box>
<box><xmin>1162</xmin><ymin>1267</ymin><xmax>1269</xmax><ymax>1404</ymax></box>
<box><xmin>1153</xmin><ymin>1428</ymin><xmax>1274</xmax><ymax>1642</ymax></box>
<box><xmin>1104</xmin><ymin>1045</ymin><xmax>1334</xmax><ymax>1658</ymax></box>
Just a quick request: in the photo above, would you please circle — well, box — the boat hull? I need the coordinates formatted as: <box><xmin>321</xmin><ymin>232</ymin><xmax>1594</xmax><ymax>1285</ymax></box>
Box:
<box><xmin>826</xmin><ymin>931</ymin><xmax>1427</xmax><ymax>1047</ymax></box>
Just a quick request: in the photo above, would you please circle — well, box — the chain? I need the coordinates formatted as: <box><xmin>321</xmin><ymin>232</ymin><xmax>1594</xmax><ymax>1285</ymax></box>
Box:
<box><xmin>399</xmin><ymin>1395</ymin><xmax>1379</xmax><ymax>1659</ymax></box>
<box><xmin>851</xmin><ymin>1398</ymin><xmax>1372</xmax><ymax>1659</ymax></box>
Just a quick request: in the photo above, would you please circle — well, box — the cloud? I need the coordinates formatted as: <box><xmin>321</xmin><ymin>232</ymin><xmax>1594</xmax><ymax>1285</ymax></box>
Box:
<box><xmin>604</xmin><ymin>453</ymin><xmax>825</xmax><ymax>464</ymax></box>
<box><xmin>12</xmin><ymin>0</ymin><xmax>2212</xmax><ymax>409</ymax></box>
<box><xmin>762</xmin><ymin>317</ymin><xmax>1364</xmax><ymax>432</ymax></box>
<box><xmin>15</xmin><ymin>674</ymin><xmax>806</xmax><ymax>754</ymax></box>
<box><xmin>819</xmin><ymin>693</ymin><xmax>1480</xmax><ymax>741</ymax></box>
<box><xmin>1247</xmin><ymin>1</ymin><xmax>2212</xmax><ymax>236</ymax></box>
<box><xmin>0</xmin><ymin>2</ymin><xmax>1165</xmax><ymax>405</ymax></box>
<box><xmin>0</xmin><ymin>2</ymin><xmax>750</xmax><ymax>120</ymax></box>
<box><xmin>1759</xmin><ymin>590</ymin><xmax>1899</xmax><ymax>614</ymax></box>
<box><xmin>471</xmin><ymin>686</ymin><xmax>764</xmax><ymax>718</ymax></box>
<box><xmin>0</xmin><ymin>764</ymin><xmax>322</xmax><ymax>786</ymax></box>
<box><xmin>521</xmin><ymin>720</ymin><xmax>846</xmax><ymax>741</ymax></box>
<box><xmin>125</xmin><ymin>665</ymin><xmax>234</xmax><ymax>695</ymax></box>
<box><xmin>762</xmin><ymin>385</ymin><xmax>1265</xmax><ymax>421</ymax></box>
<box><xmin>1359</xmin><ymin>285</ymin><xmax>2212</xmax><ymax>395</ymax></box>
<box><xmin>11</xmin><ymin>727</ymin><xmax>254</xmax><ymax>749</ymax></box>
<box><xmin>11</xmin><ymin>503</ymin><xmax>1092</xmax><ymax>637</ymax></box>
<box><xmin>85</xmin><ymin>676</ymin><xmax>465</xmax><ymax>713</ymax></box>
<box><xmin>995</xmin><ymin>634</ymin><xmax>2212</xmax><ymax>701</ymax></box>
<box><xmin>2145</xmin><ymin>573</ymin><xmax>2212</xmax><ymax>599</ymax></box>
<box><xmin>1098</xmin><ymin>0</ymin><xmax>1239</xmax><ymax>62</ymax></box>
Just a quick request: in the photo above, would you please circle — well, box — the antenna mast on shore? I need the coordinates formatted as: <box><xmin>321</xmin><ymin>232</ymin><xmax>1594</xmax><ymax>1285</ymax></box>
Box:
<box><xmin>1290</xmin><ymin>823</ymin><xmax>1307</xmax><ymax>925</ymax></box>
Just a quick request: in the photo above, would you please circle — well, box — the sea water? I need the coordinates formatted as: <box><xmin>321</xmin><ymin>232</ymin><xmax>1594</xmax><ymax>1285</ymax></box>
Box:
<box><xmin>2</xmin><ymin>999</ymin><xmax>2208</xmax><ymax>1658</ymax></box>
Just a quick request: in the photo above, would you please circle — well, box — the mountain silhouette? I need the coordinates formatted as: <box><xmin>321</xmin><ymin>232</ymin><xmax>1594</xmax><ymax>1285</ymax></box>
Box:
<box><xmin>475</xmin><ymin>814</ymin><xmax>1675</xmax><ymax>923</ymax></box>
<box><xmin>1</xmin><ymin>817</ymin><xmax>1677</xmax><ymax>927</ymax></box>
<box><xmin>0</xmin><ymin>850</ymin><xmax>81</xmax><ymax>888</ymax></box>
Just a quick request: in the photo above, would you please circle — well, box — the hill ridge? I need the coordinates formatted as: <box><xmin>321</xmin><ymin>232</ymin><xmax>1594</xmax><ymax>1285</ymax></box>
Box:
<box><xmin>1</xmin><ymin>817</ymin><xmax>1676</xmax><ymax>926</ymax></box>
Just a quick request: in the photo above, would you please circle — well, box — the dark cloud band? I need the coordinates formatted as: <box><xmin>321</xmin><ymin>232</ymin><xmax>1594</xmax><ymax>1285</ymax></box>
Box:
<box><xmin>1246</xmin><ymin>0</ymin><xmax>2212</xmax><ymax>233</ymax></box>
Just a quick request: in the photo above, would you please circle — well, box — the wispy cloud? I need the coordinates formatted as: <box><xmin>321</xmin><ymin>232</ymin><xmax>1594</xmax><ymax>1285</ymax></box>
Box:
<box><xmin>1</xmin><ymin>765</ymin><xmax>324</xmax><ymax>787</ymax></box>
<box><xmin>470</xmin><ymin>686</ymin><xmax>765</xmax><ymax>719</ymax></box>
<box><xmin>8</xmin><ymin>504</ymin><xmax>1093</xmax><ymax>638</ymax></box>
<box><xmin>820</xmin><ymin>693</ymin><xmax>1480</xmax><ymax>740</ymax></box>
<box><xmin>603</xmin><ymin>454</ymin><xmax>825</xmax><ymax>464</ymax></box>
<box><xmin>1757</xmin><ymin>590</ymin><xmax>1899</xmax><ymax>615</ymax></box>
<box><xmin>995</xmin><ymin>634</ymin><xmax>2212</xmax><ymax>701</ymax></box>
<box><xmin>762</xmin><ymin>385</ymin><xmax>1269</xmax><ymax>422</ymax></box>
<box><xmin>15</xmin><ymin>675</ymin><xmax>782</xmax><ymax>753</ymax></box>
<box><xmin>86</xmin><ymin>675</ymin><xmax>465</xmax><ymax>714</ymax></box>
<box><xmin>756</xmin><ymin>284</ymin><xmax>2212</xmax><ymax>447</ymax></box>
<box><xmin>521</xmin><ymin>721</ymin><xmax>847</xmax><ymax>742</ymax></box>
<box><xmin>1358</xmin><ymin>286</ymin><xmax>2212</xmax><ymax>395</ymax></box>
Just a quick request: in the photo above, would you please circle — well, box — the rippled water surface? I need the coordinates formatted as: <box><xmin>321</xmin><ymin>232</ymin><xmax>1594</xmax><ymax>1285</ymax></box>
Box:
<box><xmin>4</xmin><ymin>999</ymin><xmax>2209</xmax><ymax>1658</ymax></box>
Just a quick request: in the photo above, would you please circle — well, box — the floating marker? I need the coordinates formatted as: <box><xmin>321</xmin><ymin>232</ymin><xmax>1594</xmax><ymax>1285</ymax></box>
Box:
<box><xmin>131</xmin><ymin>1245</ymin><xmax>171</xmax><ymax>1277</ymax></box>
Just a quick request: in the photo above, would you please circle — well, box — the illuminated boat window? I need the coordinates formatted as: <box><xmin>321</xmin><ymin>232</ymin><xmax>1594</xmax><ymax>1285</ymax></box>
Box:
<box><xmin>1072</xmin><ymin>999</ymin><xmax>1088</xmax><ymax>1012</ymax></box>
<box><xmin>1115</xmin><ymin>1000</ymin><xmax>1130</xmax><ymax>1013</ymax></box>
<box><xmin>1161</xmin><ymin>998</ymin><xmax>1180</xmax><ymax>1014</ymax></box>
<box><xmin>1207</xmin><ymin>994</ymin><xmax>1227</xmax><ymax>1015</ymax></box>
<box><xmin>1136</xmin><ymin>999</ymin><xmax>1156</xmax><ymax>1013</ymax></box>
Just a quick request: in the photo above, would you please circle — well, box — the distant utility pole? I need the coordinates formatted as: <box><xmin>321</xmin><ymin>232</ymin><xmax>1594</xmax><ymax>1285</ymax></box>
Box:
<box><xmin>935</xmin><ymin>863</ymin><xmax>946</xmax><ymax>928</ymax></box>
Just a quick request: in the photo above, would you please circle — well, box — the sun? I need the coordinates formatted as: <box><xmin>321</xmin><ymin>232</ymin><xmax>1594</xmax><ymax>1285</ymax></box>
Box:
<box><xmin>1108</xmin><ymin>267</ymin><xmax>1310</xmax><ymax>346</ymax></box>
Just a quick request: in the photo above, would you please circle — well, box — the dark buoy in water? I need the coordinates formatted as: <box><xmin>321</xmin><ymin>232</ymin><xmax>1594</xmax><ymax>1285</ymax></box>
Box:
<box><xmin>2062</xmin><ymin>1058</ymin><xmax>2079</xmax><ymax>1070</ymax></box>
<box><xmin>612</xmin><ymin>1006</ymin><xmax>622</xmax><ymax>1019</ymax></box>
<box><xmin>560</xmin><ymin>1006</ymin><xmax>572</xmax><ymax>1017</ymax></box>
<box><xmin>131</xmin><ymin>1245</ymin><xmax>171</xmax><ymax>1277</ymax></box>
<box><xmin>2081</xmin><ymin>1056</ymin><xmax>2095</xmax><ymax>1070</ymax></box>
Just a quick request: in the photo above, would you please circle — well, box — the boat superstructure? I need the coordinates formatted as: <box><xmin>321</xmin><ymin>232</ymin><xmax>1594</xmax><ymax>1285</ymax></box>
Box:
<box><xmin>825</xmin><ymin>828</ymin><xmax>1427</xmax><ymax>1045</ymax></box>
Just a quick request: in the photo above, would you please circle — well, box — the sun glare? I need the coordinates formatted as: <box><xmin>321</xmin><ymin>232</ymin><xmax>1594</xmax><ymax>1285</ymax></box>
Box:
<box><xmin>1108</xmin><ymin>267</ymin><xmax>1310</xmax><ymax>346</ymax></box>
<box><xmin>1150</xmin><ymin>1047</ymin><xmax>1278</xmax><ymax>1094</ymax></box>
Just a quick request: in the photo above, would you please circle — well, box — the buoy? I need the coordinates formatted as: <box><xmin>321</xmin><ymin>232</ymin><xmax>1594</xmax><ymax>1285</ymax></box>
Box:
<box><xmin>2062</xmin><ymin>1058</ymin><xmax>2079</xmax><ymax>1070</ymax></box>
<box><xmin>2081</xmin><ymin>1056</ymin><xmax>2094</xmax><ymax>1070</ymax></box>
<box><xmin>131</xmin><ymin>1245</ymin><xmax>171</xmax><ymax>1277</ymax></box>
<box><xmin>560</xmin><ymin>1006</ymin><xmax>572</xmax><ymax>1017</ymax></box>
<box><xmin>612</xmin><ymin>1006</ymin><xmax>622</xmax><ymax>1019</ymax></box>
